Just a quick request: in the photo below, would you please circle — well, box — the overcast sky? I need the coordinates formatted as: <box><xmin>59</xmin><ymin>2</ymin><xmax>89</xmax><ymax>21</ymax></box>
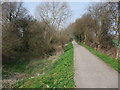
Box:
<box><xmin>24</xmin><ymin>2</ymin><xmax>91</xmax><ymax>27</ymax></box>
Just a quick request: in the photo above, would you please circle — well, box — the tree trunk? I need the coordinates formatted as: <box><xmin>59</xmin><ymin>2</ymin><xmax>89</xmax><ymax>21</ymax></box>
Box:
<box><xmin>97</xmin><ymin>41</ymin><xmax>100</xmax><ymax>51</ymax></box>
<box><xmin>84</xmin><ymin>34</ymin><xmax>87</xmax><ymax>44</ymax></box>
<box><xmin>96</xmin><ymin>33</ymin><xmax>100</xmax><ymax>51</ymax></box>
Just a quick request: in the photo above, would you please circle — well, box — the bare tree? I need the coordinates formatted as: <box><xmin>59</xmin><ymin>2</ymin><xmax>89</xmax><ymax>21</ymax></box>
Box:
<box><xmin>35</xmin><ymin>2</ymin><xmax>71</xmax><ymax>30</ymax></box>
<box><xmin>35</xmin><ymin>2</ymin><xmax>71</xmax><ymax>47</ymax></box>
<box><xmin>88</xmin><ymin>3</ymin><xmax>113</xmax><ymax>50</ymax></box>
<box><xmin>106</xmin><ymin>2</ymin><xmax>119</xmax><ymax>60</ymax></box>
<box><xmin>2</xmin><ymin>2</ymin><xmax>28</xmax><ymax>23</ymax></box>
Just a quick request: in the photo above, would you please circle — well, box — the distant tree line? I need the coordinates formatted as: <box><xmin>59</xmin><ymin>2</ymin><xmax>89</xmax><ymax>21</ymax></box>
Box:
<box><xmin>67</xmin><ymin>2</ymin><xmax>120</xmax><ymax>60</ymax></box>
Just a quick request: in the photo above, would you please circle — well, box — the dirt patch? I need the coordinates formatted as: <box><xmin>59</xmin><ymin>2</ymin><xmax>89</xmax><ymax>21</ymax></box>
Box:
<box><xmin>2</xmin><ymin>72</ymin><xmax>29</xmax><ymax>88</ymax></box>
<box><xmin>48</xmin><ymin>45</ymin><xmax>63</xmax><ymax>63</ymax></box>
<box><xmin>100</xmin><ymin>48</ymin><xmax>117</xmax><ymax>58</ymax></box>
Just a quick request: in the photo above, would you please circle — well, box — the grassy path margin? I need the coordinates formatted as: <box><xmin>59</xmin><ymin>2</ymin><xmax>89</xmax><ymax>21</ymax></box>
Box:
<box><xmin>14</xmin><ymin>42</ymin><xmax>75</xmax><ymax>88</ymax></box>
<box><xmin>79</xmin><ymin>43</ymin><xmax>120</xmax><ymax>72</ymax></box>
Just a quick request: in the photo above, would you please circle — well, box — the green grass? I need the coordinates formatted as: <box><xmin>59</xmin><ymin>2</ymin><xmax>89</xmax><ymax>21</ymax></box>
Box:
<box><xmin>64</xmin><ymin>42</ymin><xmax>73</xmax><ymax>52</ymax></box>
<box><xmin>78</xmin><ymin>43</ymin><xmax>120</xmax><ymax>72</ymax></box>
<box><xmin>3</xmin><ymin>53</ymin><xmax>52</xmax><ymax>79</ymax></box>
<box><xmin>14</xmin><ymin>42</ymin><xmax>75</xmax><ymax>88</ymax></box>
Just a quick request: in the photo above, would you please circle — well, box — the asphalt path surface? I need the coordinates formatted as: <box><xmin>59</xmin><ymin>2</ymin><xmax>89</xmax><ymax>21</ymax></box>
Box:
<box><xmin>73</xmin><ymin>41</ymin><xmax>118</xmax><ymax>88</ymax></box>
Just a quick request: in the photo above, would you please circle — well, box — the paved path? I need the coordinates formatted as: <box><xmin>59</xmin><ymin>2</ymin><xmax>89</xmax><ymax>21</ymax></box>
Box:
<box><xmin>73</xmin><ymin>41</ymin><xmax>118</xmax><ymax>88</ymax></box>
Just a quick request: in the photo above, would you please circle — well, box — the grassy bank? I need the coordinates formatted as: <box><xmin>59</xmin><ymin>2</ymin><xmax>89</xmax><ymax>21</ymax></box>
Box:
<box><xmin>3</xmin><ymin>58</ymin><xmax>52</xmax><ymax>77</ymax></box>
<box><xmin>14</xmin><ymin>42</ymin><xmax>75</xmax><ymax>88</ymax></box>
<box><xmin>3</xmin><ymin>53</ymin><xmax>53</xmax><ymax>88</ymax></box>
<box><xmin>79</xmin><ymin>43</ymin><xmax>120</xmax><ymax>72</ymax></box>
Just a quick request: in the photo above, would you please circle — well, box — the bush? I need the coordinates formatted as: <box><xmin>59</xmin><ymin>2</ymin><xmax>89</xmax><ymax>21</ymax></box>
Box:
<box><xmin>27</xmin><ymin>21</ymin><xmax>55</xmax><ymax>58</ymax></box>
<box><xmin>2</xmin><ymin>22</ymin><xmax>23</xmax><ymax>63</ymax></box>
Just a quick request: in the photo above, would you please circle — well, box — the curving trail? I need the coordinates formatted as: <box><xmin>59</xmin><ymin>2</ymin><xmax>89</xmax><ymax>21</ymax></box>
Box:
<box><xmin>73</xmin><ymin>41</ymin><xmax>118</xmax><ymax>88</ymax></box>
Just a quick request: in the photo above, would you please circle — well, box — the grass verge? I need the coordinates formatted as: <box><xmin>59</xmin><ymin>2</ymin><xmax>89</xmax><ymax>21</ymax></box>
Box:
<box><xmin>3</xmin><ymin>52</ymin><xmax>53</xmax><ymax>88</ymax></box>
<box><xmin>3</xmin><ymin>57</ymin><xmax>52</xmax><ymax>77</ymax></box>
<box><xmin>14</xmin><ymin>42</ymin><xmax>75</xmax><ymax>88</ymax></box>
<box><xmin>79</xmin><ymin>43</ymin><xmax>120</xmax><ymax>72</ymax></box>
